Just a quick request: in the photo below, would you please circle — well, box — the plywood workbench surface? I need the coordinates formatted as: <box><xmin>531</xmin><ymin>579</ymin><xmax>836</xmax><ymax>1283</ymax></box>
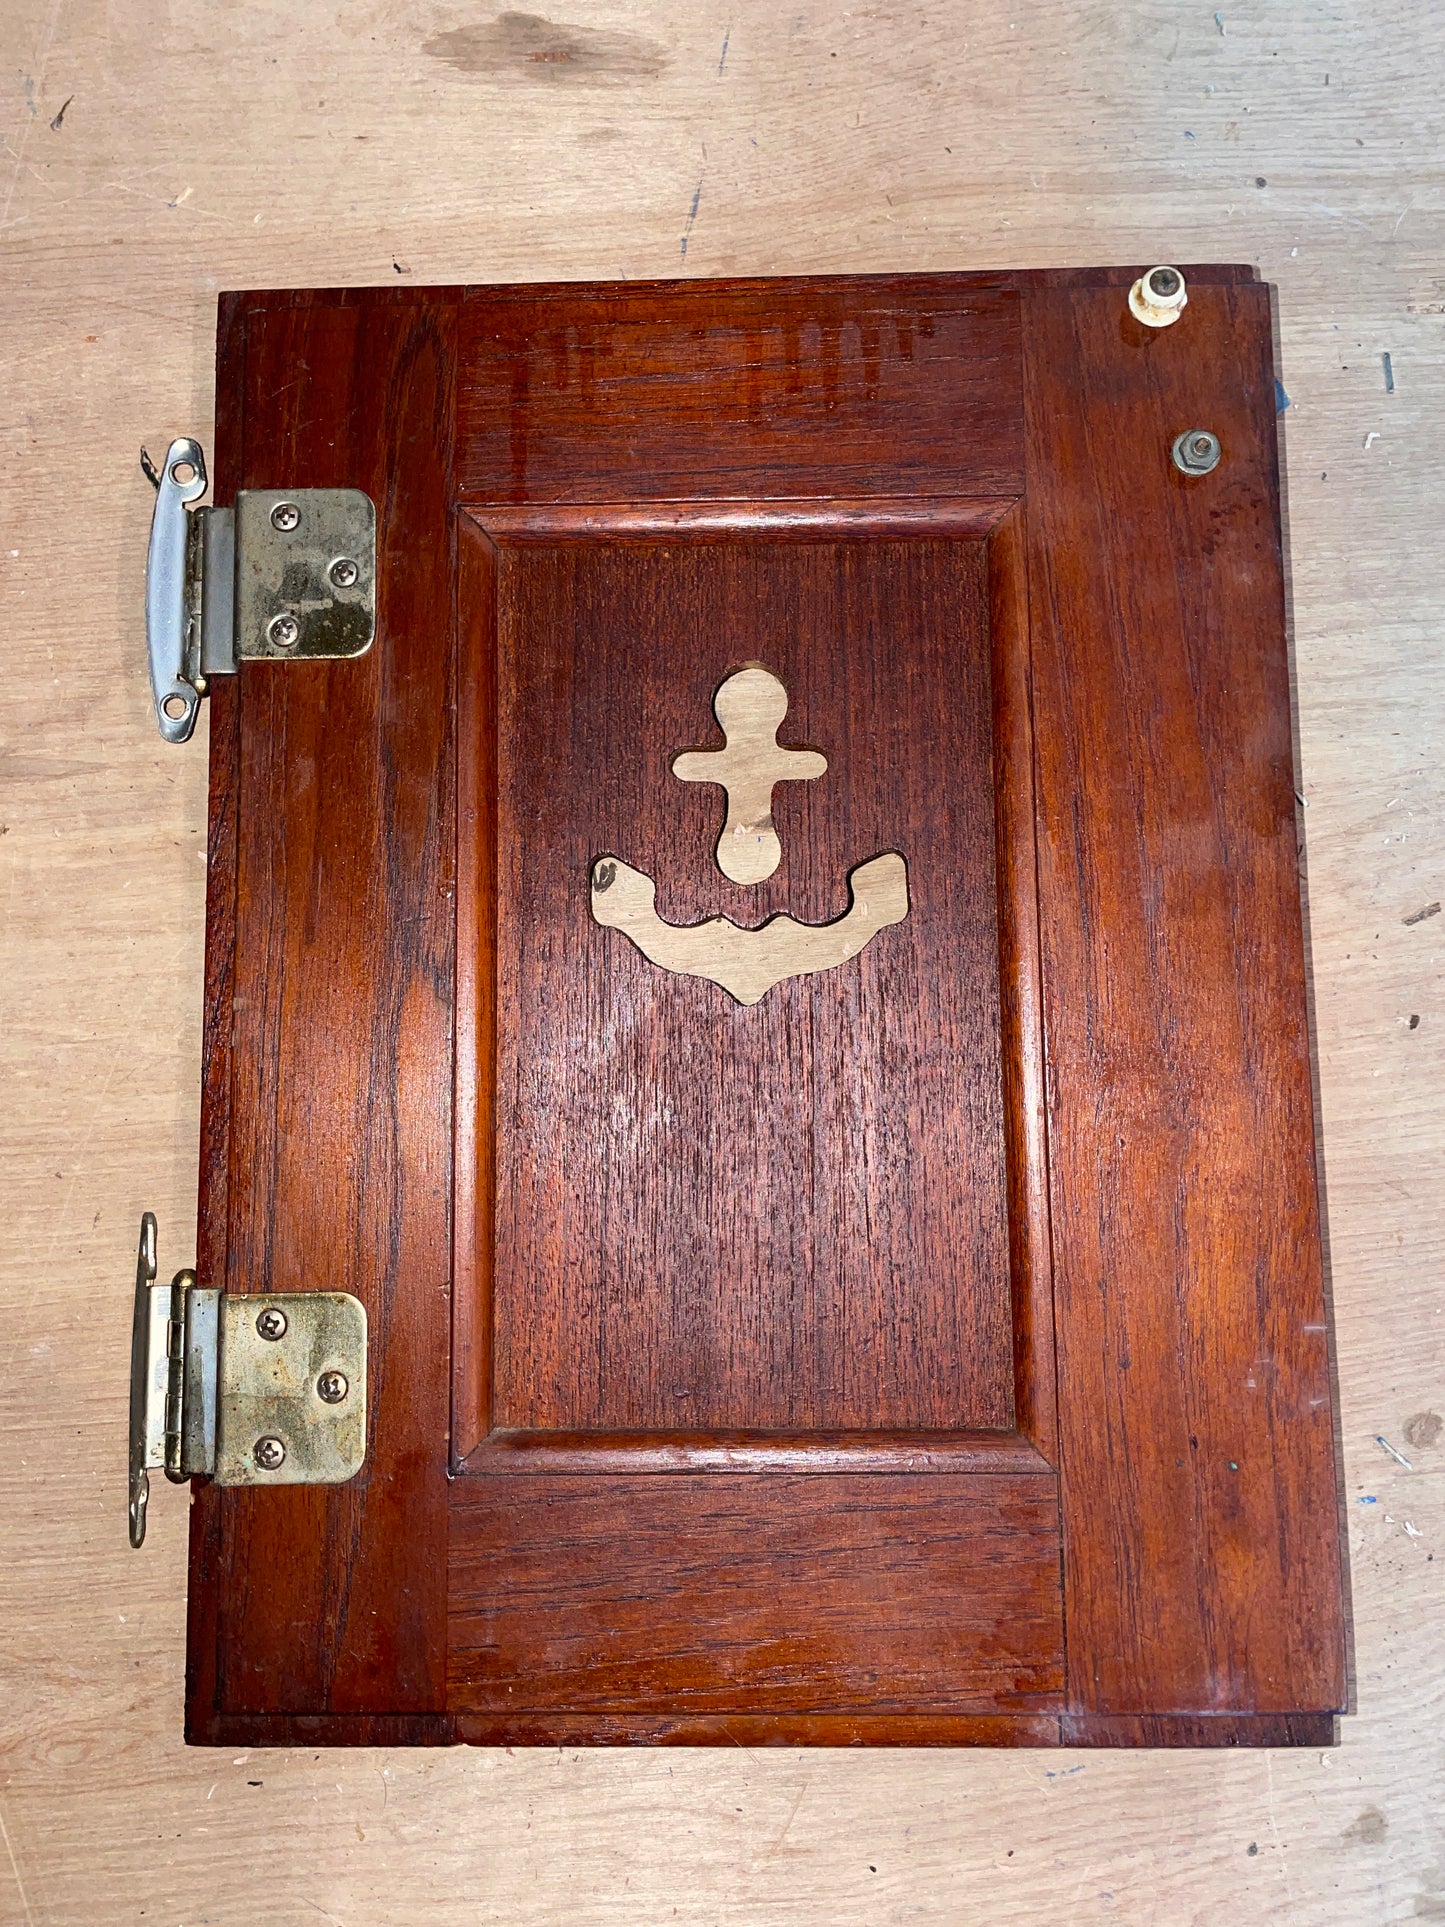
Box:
<box><xmin>1</xmin><ymin>3</ymin><xmax>1440</xmax><ymax>1921</ymax></box>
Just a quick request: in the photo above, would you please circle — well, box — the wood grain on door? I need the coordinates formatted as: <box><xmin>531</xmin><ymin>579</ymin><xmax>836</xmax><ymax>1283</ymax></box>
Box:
<box><xmin>187</xmin><ymin>271</ymin><xmax>1343</xmax><ymax>1747</ymax></box>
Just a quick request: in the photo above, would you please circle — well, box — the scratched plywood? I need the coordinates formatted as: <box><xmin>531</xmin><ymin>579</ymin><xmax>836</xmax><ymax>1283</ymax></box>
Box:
<box><xmin>0</xmin><ymin>2</ymin><xmax>1441</xmax><ymax>1923</ymax></box>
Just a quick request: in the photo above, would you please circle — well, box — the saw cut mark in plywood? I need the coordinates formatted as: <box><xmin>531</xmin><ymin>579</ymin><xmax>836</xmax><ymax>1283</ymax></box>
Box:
<box><xmin>672</xmin><ymin>665</ymin><xmax>828</xmax><ymax>884</ymax></box>
<box><xmin>589</xmin><ymin>850</ymin><xmax>910</xmax><ymax>1005</ymax></box>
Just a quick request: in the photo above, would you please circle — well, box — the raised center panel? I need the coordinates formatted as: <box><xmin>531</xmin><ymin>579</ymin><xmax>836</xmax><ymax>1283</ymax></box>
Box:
<box><xmin>459</xmin><ymin>510</ymin><xmax>1039</xmax><ymax>1456</ymax></box>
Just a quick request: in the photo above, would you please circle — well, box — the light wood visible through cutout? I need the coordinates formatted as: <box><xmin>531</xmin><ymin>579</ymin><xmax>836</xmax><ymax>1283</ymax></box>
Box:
<box><xmin>673</xmin><ymin>666</ymin><xmax>827</xmax><ymax>884</ymax></box>
<box><xmin>590</xmin><ymin>852</ymin><xmax>910</xmax><ymax>1006</ymax></box>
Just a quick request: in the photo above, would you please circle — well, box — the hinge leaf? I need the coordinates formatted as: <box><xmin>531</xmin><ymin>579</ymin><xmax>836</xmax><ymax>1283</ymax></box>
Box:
<box><xmin>127</xmin><ymin>1217</ymin><xmax>367</xmax><ymax>1544</ymax></box>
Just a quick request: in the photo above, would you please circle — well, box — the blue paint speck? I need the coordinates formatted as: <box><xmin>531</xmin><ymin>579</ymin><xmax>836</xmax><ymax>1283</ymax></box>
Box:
<box><xmin>1275</xmin><ymin>377</ymin><xmax>1291</xmax><ymax>414</ymax></box>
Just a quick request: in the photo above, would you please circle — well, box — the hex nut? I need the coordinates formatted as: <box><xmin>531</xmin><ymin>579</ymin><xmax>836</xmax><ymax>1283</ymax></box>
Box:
<box><xmin>255</xmin><ymin>1306</ymin><xmax>288</xmax><ymax>1342</ymax></box>
<box><xmin>253</xmin><ymin>1436</ymin><xmax>287</xmax><ymax>1471</ymax></box>
<box><xmin>1171</xmin><ymin>428</ymin><xmax>1222</xmax><ymax>476</ymax></box>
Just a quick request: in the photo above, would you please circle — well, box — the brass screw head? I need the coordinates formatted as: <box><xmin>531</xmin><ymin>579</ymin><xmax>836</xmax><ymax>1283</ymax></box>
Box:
<box><xmin>255</xmin><ymin>1306</ymin><xmax>288</xmax><ymax>1341</ymax></box>
<box><xmin>316</xmin><ymin>1370</ymin><xmax>349</xmax><ymax>1405</ymax></box>
<box><xmin>254</xmin><ymin>1436</ymin><xmax>287</xmax><ymax>1471</ymax></box>
<box><xmin>270</xmin><ymin>501</ymin><xmax>301</xmax><ymax>532</ymax></box>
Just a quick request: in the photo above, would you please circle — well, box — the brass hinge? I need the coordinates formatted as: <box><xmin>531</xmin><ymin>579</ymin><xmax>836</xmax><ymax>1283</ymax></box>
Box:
<box><xmin>127</xmin><ymin>1214</ymin><xmax>367</xmax><ymax>1547</ymax></box>
<box><xmin>142</xmin><ymin>437</ymin><xmax>376</xmax><ymax>744</ymax></box>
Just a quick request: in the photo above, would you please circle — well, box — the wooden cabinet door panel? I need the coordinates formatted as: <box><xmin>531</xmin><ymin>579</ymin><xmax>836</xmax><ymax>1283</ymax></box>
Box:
<box><xmin>1024</xmin><ymin>284</ymin><xmax>1344</xmax><ymax>1717</ymax></box>
<box><xmin>475</xmin><ymin>524</ymin><xmax>1014</xmax><ymax>1440</ymax></box>
<box><xmin>448</xmin><ymin>1475</ymin><xmax>1063</xmax><ymax>1715</ymax></box>
<box><xmin>185</xmin><ymin>270</ymin><xmax>1344</xmax><ymax>1748</ymax></box>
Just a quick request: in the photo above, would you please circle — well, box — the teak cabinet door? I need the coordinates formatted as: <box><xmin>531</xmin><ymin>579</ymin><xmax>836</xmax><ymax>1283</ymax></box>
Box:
<box><xmin>186</xmin><ymin>271</ymin><xmax>1346</xmax><ymax>1748</ymax></box>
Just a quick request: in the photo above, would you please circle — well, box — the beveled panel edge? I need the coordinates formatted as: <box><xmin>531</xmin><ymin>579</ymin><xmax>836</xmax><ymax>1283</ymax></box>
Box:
<box><xmin>451</xmin><ymin>515</ymin><xmax>497</xmax><ymax>1467</ymax></box>
<box><xmin>459</xmin><ymin>1428</ymin><xmax>1055</xmax><ymax>1476</ymax></box>
<box><xmin>457</xmin><ymin>497</ymin><xmax>1017</xmax><ymax>537</ymax></box>
<box><xmin>449</xmin><ymin>493</ymin><xmax>1059</xmax><ymax>1467</ymax></box>
<box><xmin>988</xmin><ymin>504</ymin><xmax>1059</xmax><ymax>1466</ymax></box>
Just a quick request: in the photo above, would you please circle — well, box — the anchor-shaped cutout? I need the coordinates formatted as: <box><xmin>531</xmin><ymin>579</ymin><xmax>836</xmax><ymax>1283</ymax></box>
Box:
<box><xmin>590</xmin><ymin>665</ymin><xmax>910</xmax><ymax>1005</ymax></box>
<box><xmin>672</xmin><ymin>665</ymin><xmax>828</xmax><ymax>884</ymax></box>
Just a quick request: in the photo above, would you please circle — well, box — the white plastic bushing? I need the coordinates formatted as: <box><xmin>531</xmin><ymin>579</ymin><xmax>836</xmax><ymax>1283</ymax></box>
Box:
<box><xmin>1129</xmin><ymin>265</ymin><xmax>1189</xmax><ymax>328</ymax></box>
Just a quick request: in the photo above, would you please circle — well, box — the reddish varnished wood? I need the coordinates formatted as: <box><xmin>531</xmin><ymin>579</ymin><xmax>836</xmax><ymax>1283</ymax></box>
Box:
<box><xmin>989</xmin><ymin>505</ymin><xmax>1058</xmax><ymax>1463</ymax></box>
<box><xmin>189</xmin><ymin>291</ymin><xmax>459</xmax><ymax>1727</ymax></box>
<box><xmin>469</xmin><ymin>498</ymin><xmax>1011</xmax><ymax>539</ymax></box>
<box><xmin>187</xmin><ymin>1710</ymin><xmax>1335</xmax><ymax>1751</ymax></box>
<box><xmin>190</xmin><ymin>268</ymin><xmax>1344</xmax><ymax>1748</ymax></box>
<box><xmin>455</xmin><ymin>1713</ymin><xmax>1066</xmax><ymax>1748</ymax></box>
<box><xmin>463</xmin><ymin>1429</ymin><xmax>1053</xmax><ymax>1474</ymax></box>
<box><xmin>478</xmin><ymin>524</ymin><xmax>1015</xmax><ymax>1437</ymax></box>
<box><xmin>451</xmin><ymin>516</ymin><xmax>497</xmax><ymax>1473</ymax></box>
<box><xmin>1023</xmin><ymin>279</ymin><xmax>1345</xmax><ymax>1716</ymax></box>
<box><xmin>457</xmin><ymin>279</ymin><xmax>1025</xmax><ymax>503</ymax></box>
<box><xmin>452</xmin><ymin>499</ymin><xmax>1052</xmax><ymax>1465</ymax></box>
<box><xmin>1058</xmin><ymin>1713</ymin><xmax>1338</xmax><ymax>1749</ymax></box>
<box><xmin>447</xmin><ymin>1476</ymin><xmax>1062</xmax><ymax>1714</ymax></box>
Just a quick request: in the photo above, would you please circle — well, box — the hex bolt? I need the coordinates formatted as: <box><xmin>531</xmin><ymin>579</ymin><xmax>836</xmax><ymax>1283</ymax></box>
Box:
<box><xmin>329</xmin><ymin>557</ymin><xmax>359</xmax><ymax>588</ymax></box>
<box><xmin>317</xmin><ymin>1369</ymin><xmax>350</xmax><ymax>1404</ymax></box>
<box><xmin>255</xmin><ymin>1306</ymin><xmax>288</xmax><ymax>1341</ymax></box>
<box><xmin>268</xmin><ymin>612</ymin><xmax>300</xmax><ymax>649</ymax></box>
<box><xmin>254</xmin><ymin>1436</ymin><xmax>287</xmax><ymax>1471</ymax></box>
<box><xmin>270</xmin><ymin>501</ymin><xmax>301</xmax><ymax>532</ymax></box>
<box><xmin>1171</xmin><ymin>428</ymin><xmax>1222</xmax><ymax>476</ymax></box>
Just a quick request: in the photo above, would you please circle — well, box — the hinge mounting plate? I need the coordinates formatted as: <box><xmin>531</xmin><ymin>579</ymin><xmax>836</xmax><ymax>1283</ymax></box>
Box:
<box><xmin>143</xmin><ymin>436</ymin><xmax>376</xmax><ymax>744</ymax></box>
<box><xmin>128</xmin><ymin>1214</ymin><xmax>368</xmax><ymax>1546</ymax></box>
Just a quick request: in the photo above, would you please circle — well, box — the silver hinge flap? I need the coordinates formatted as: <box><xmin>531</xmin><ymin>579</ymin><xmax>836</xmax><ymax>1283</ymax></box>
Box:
<box><xmin>128</xmin><ymin>1214</ymin><xmax>368</xmax><ymax>1547</ymax></box>
<box><xmin>142</xmin><ymin>436</ymin><xmax>376</xmax><ymax>745</ymax></box>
